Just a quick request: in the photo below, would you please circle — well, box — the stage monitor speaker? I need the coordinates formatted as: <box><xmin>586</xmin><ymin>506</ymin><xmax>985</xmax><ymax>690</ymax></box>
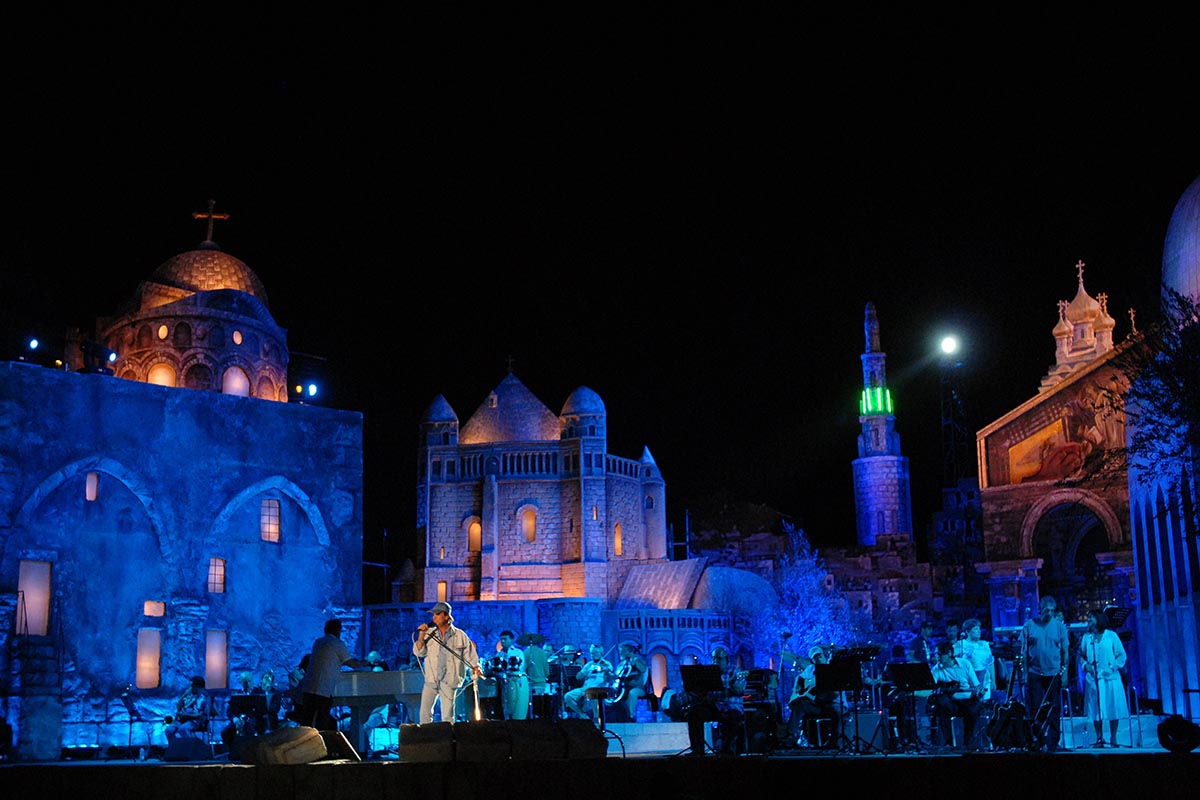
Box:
<box><xmin>256</xmin><ymin>725</ymin><xmax>328</xmax><ymax>765</ymax></box>
<box><xmin>508</xmin><ymin>718</ymin><xmax>568</xmax><ymax>760</ymax></box>
<box><xmin>849</xmin><ymin>709</ymin><xmax>889</xmax><ymax>752</ymax></box>
<box><xmin>455</xmin><ymin>719</ymin><xmax>512</xmax><ymax>762</ymax></box>
<box><xmin>319</xmin><ymin>729</ymin><xmax>362</xmax><ymax>762</ymax></box>
<box><xmin>1158</xmin><ymin>714</ymin><xmax>1200</xmax><ymax>753</ymax></box>
<box><xmin>557</xmin><ymin>717</ymin><xmax>608</xmax><ymax>759</ymax></box>
<box><xmin>163</xmin><ymin>736</ymin><xmax>211</xmax><ymax>762</ymax></box>
<box><xmin>399</xmin><ymin>721</ymin><xmax>454</xmax><ymax>762</ymax></box>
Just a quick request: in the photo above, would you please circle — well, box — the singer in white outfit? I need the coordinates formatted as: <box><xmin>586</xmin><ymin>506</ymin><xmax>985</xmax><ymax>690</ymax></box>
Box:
<box><xmin>1078</xmin><ymin>608</ymin><xmax>1128</xmax><ymax>747</ymax></box>
<box><xmin>413</xmin><ymin>601</ymin><xmax>479</xmax><ymax>724</ymax></box>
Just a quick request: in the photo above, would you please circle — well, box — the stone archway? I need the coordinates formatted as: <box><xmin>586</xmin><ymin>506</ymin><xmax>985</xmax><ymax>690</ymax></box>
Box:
<box><xmin>1019</xmin><ymin>488</ymin><xmax>1123</xmax><ymax>618</ymax></box>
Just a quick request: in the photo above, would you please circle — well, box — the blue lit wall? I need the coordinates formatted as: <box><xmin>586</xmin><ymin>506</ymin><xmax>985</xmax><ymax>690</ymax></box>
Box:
<box><xmin>0</xmin><ymin>361</ymin><xmax>364</xmax><ymax>757</ymax></box>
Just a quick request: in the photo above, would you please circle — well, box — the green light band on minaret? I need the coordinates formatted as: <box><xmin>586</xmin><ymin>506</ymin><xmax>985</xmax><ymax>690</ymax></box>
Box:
<box><xmin>859</xmin><ymin>387</ymin><xmax>893</xmax><ymax>415</ymax></box>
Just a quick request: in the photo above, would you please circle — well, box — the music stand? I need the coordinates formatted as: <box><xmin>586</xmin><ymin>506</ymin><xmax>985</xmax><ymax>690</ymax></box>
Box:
<box><xmin>227</xmin><ymin>695</ymin><xmax>269</xmax><ymax>719</ymax></box>
<box><xmin>814</xmin><ymin>662</ymin><xmax>872</xmax><ymax>754</ymax></box>
<box><xmin>886</xmin><ymin>662</ymin><xmax>935</xmax><ymax>753</ymax></box>
<box><xmin>673</xmin><ymin>665</ymin><xmax>726</xmax><ymax>757</ymax></box>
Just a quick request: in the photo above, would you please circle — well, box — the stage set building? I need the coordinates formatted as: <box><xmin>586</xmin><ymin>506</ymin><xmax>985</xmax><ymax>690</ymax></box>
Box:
<box><xmin>0</xmin><ymin>213</ymin><xmax>364</xmax><ymax>760</ymax></box>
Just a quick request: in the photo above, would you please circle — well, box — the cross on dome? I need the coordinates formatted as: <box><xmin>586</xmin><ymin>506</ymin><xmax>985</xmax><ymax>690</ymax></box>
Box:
<box><xmin>1076</xmin><ymin>259</ymin><xmax>1086</xmax><ymax>284</ymax></box>
<box><xmin>192</xmin><ymin>199</ymin><xmax>230</xmax><ymax>243</ymax></box>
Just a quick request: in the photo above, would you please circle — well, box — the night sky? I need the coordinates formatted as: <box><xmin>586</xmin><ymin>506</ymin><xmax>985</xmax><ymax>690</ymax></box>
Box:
<box><xmin>4</xmin><ymin>14</ymin><xmax>1199</xmax><ymax>601</ymax></box>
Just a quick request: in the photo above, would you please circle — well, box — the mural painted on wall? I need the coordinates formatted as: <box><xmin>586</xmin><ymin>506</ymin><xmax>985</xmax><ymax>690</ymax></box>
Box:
<box><xmin>1008</xmin><ymin>380</ymin><xmax>1125</xmax><ymax>485</ymax></box>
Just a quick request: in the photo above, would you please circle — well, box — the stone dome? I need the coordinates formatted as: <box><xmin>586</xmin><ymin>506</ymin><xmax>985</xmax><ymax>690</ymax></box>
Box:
<box><xmin>561</xmin><ymin>385</ymin><xmax>605</xmax><ymax>416</ymax></box>
<box><xmin>150</xmin><ymin>242</ymin><xmax>270</xmax><ymax>307</ymax></box>
<box><xmin>1163</xmin><ymin>173</ymin><xmax>1200</xmax><ymax>301</ymax></box>
<box><xmin>422</xmin><ymin>394</ymin><xmax>459</xmax><ymax>425</ymax></box>
<box><xmin>459</xmin><ymin>373</ymin><xmax>561</xmax><ymax>444</ymax></box>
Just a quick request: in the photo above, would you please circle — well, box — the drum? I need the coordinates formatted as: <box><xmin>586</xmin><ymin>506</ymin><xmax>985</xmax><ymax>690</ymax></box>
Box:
<box><xmin>505</xmin><ymin>673</ymin><xmax>531</xmax><ymax>720</ymax></box>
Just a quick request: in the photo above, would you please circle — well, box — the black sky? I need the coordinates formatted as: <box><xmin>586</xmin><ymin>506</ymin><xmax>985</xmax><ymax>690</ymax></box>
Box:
<box><xmin>3</xmin><ymin>13</ymin><xmax>1199</xmax><ymax>600</ymax></box>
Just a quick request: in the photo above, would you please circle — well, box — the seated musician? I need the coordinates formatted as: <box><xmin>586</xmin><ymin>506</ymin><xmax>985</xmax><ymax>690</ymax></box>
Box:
<box><xmin>929</xmin><ymin>639</ymin><xmax>983</xmax><ymax>750</ymax></box>
<box><xmin>563</xmin><ymin>644</ymin><xmax>614</xmax><ymax>719</ymax></box>
<box><xmin>610</xmin><ymin>642</ymin><xmax>649</xmax><ymax>721</ymax></box>
<box><xmin>788</xmin><ymin>646</ymin><xmax>841</xmax><ymax>748</ymax></box>
<box><xmin>164</xmin><ymin>675</ymin><xmax>210</xmax><ymax>743</ymax></box>
<box><xmin>685</xmin><ymin>646</ymin><xmax>747</xmax><ymax>756</ymax></box>
<box><xmin>222</xmin><ymin>670</ymin><xmax>281</xmax><ymax>747</ymax></box>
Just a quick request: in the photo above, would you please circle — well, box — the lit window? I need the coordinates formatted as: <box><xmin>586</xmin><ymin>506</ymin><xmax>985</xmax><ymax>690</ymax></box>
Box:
<box><xmin>206</xmin><ymin>630</ymin><xmax>228</xmax><ymax>690</ymax></box>
<box><xmin>437</xmin><ymin>581</ymin><xmax>447</xmax><ymax>602</ymax></box>
<box><xmin>207</xmin><ymin>558</ymin><xmax>226</xmax><ymax>593</ymax></box>
<box><xmin>221</xmin><ymin>366</ymin><xmax>250</xmax><ymax>396</ymax></box>
<box><xmin>157</xmin><ymin>324</ymin><xmax>168</xmax><ymax>340</ymax></box>
<box><xmin>614</xmin><ymin>523</ymin><xmax>623</xmax><ymax>556</ymax></box>
<box><xmin>592</xmin><ymin>506</ymin><xmax>598</xmax><ymax>521</ymax></box>
<box><xmin>260</xmin><ymin>498</ymin><xmax>281</xmax><ymax>543</ymax></box>
<box><xmin>439</xmin><ymin>547</ymin><xmax>444</xmax><ymax>560</ymax></box>
<box><xmin>147</xmin><ymin>363</ymin><xmax>176</xmax><ymax>387</ymax></box>
<box><xmin>522</xmin><ymin>508</ymin><xmax>537</xmax><ymax>543</ymax></box>
<box><xmin>16</xmin><ymin>560</ymin><xmax>51</xmax><ymax>636</ymax></box>
<box><xmin>86</xmin><ymin>472</ymin><xmax>99</xmax><ymax>502</ymax></box>
<box><xmin>468</xmin><ymin>520</ymin><xmax>482</xmax><ymax>552</ymax></box>
<box><xmin>136</xmin><ymin>629</ymin><xmax>161</xmax><ymax>689</ymax></box>
<box><xmin>232</xmin><ymin>330</ymin><xmax>243</xmax><ymax>345</ymax></box>
<box><xmin>487</xmin><ymin>393</ymin><xmax>497</xmax><ymax>409</ymax></box>
<box><xmin>143</xmin><ymin>601</ymin><xmax>165</xmax><ymax>617</ymax></box>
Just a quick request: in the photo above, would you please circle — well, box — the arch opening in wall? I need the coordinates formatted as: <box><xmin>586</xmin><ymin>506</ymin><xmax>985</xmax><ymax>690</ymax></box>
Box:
<box><xmin>520</xmin><ymin>506</ymin><xmax>537</xmax><ymax>543</ymax></box>
<box><xmin>614</xmin><ymin>522</ymin><xmax>623</xmax><ymax>556</ymax></box>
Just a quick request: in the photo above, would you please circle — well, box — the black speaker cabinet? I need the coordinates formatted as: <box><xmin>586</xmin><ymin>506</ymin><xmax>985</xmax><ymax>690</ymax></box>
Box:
<box><xmin>508</xmin><ymin>718</ymin><xmax>568</xmax><ymax>760</ymax></box>
<box><xmin>557</xmin><ymin>717</ymin><xmax>608</xmax><ymax>759</ymax></box>
<box><xmin>318</xmin><ymin>729</ymin><xmax>362</xmax><ymax>762</ymax></box>
<box><xmin>163</xmin><ymin>736</ymin><xmax>211</xmax><ymax>762</ymax></box>
<box><xmin>398</xmin><ymin>721</ymin><xmax>455</xmax><ymax>762</ymax></box>
<box><xmin>454</xmin><ymin>720</ymin><xmax>512</xmax><ymax>762</ymax></box>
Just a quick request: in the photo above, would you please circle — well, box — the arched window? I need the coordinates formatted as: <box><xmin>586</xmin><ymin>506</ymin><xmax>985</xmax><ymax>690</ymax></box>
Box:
<box><xmin>260</xmin><ymin>498</ymin><xmax>281</xmax><ymax>542</ymax></box>
<box><xmin>521</xmin><ymin>508</ymin><xmax>537</xmax><ymax>543</ymax></box>
<box><xmin>614</xmin><ymin>523</ymin><xmax>623</xmax><ymax>556</ymax></box>
<box><xmin>222</xmin><ymin>366</ymin><xmax>250</xmax><ymax>396</ymax></box>
<box><xmin>468</xmin><ymin>520</ymin><xmax>482</xmax><ymax>552</ymax></box>
<box><xmin>147</xmin><ymin>363</ymin><xmax>176</xmax><ymax>387</ymax></box>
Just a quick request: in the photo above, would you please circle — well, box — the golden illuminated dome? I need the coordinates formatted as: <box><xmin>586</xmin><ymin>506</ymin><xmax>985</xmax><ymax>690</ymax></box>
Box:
<box><xmin>149</xmin><ymin>242</ymin><xmax>270</xmax><ymax>307</ymax></box>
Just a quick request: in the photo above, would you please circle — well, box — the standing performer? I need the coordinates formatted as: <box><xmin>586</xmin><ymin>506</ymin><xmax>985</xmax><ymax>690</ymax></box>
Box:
<box><xmin>1020</xmin><ymin>596</ymin><xmax>1070</xmax><ymax>752</ymax></box>
<box><xmin>413</xmin><ymin>601</ymin><xmax>478</xmax><ymax>724</ymax></box>
<box><xmin>1078</xmin><ymin>608</ymin><xmax>1129</xmax><ymax>747</ymax></box>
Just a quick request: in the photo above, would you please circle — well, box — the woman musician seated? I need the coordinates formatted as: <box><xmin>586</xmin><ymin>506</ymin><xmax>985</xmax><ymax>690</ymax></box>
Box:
<box><xmin>928</xmin><ymin>640</ymin><xmax>983</xmax><ymax>750</ymax></box>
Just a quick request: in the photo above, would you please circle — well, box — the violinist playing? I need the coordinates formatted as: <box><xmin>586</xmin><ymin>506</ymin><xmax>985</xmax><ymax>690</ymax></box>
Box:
<box><xmin>609</xmin><ymin>641</ymin><xmax>649</xmax><ymax>721</ymax></box>
<box><xmin>928</xmin><ymin>639</ymin><xmax>983</xmax><ymax>750</ymax></box>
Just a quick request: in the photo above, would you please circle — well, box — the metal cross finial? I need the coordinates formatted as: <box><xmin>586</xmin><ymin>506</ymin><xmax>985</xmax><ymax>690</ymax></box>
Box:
<box><xmin>1057</xmin><ymin>299</ymin><xmax>1069</xmax><ymax>321</ymax></box>
<box><xmin>1075</xmin><ymin>259</ymin><xmax>1086</xmax><ymax>284</ymax></box>
<box><xmin>192</xmin><ymin>199</ymin><xmax>230</xmax><ymax>242</ymax></box>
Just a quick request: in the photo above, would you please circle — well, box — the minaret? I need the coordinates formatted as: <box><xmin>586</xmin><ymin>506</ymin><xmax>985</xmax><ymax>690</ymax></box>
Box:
<box><xmin>852</xmin><ymin>302</ymin><xmax>914</xmax><ymax>546</ymax></box>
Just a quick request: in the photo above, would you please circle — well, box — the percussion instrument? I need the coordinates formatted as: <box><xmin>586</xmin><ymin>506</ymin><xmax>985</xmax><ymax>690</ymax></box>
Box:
<box><xmin>505</xmin><ymin>673</ymin><xmax>530</xmax><ymax>720</ymax></box>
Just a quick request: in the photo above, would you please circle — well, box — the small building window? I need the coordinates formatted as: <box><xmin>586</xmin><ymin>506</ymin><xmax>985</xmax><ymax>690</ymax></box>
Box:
<box><xmin>136</xmin><ymin>629</ymin><xmax>161</xmax><ymax>689</ymax></box>
<box><xmin>143</xmin><ymin>600</ymin><xmax>165</xmax><ymax>617</ymax></box>
<box><xmin>206</xmin><ymin>630</ymin><xmax>228</xmax><ymax>690</ymax></box>
<box><xmin>16</xmin><ymin>560</ymin><xmax>52</xmax><ymax>636</ymax></box>
<box><xmin>437</xmin><ymin>581</ymin><xmax>447</xmax><ymax>602</ymax></box>
<box><xmin>86</xmin><ymin>472</ymin><xmax>100</xmax><ymax>502</ymax></box>
<box><xmin>468</xmin><ymin>520</ymin><xmax>482</xmax><ymax>552</ymax></box>
<box><xmin>157</xmin><ymin>324</ymin><xmax>169</xmax><ymax>340</ymax></box>
<box><xmin>522</xmin><ymin>508</ymin><xmax>537</xmax><ymax>543</ymax></box>
<box><xmin>221</xmin><ymin>366</ymin><xmax>251</xmax><ymax>397</ymax></box>
<box><xmin>592</xmin><ymin>506</ymin><xmax>598</xmax><ymax>521</ymax></box>
<box><xmin>260</xmin><ymin>498</ymin><xmax>281</xmax><ymax>543</ymax></box>
<box><xmin>614</xmin><ymin>523</ymin><xmax>623</xmax><ymax>556</ymax></box>
<box><xmin>147</xmin><ymin>363</ymin><xmax>177</xmax><ymax>387</ymax></box>
<box><xmin>232</xmin><ymin>330</ymin><xmax>243</xmax><ymax>345</ymax></box>
<box><xmin>644</xmin><ymin>495</ymin><xmax>654</xmax><ymax>509</ymax></box>
<box><xmin>207</xmin><ymin>558</ymin><xmax>226</xmax><ymax>593</ymax></box>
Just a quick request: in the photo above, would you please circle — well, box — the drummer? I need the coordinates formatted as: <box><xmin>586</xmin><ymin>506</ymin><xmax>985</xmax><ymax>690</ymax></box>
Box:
<box><xmin>491</xmin><ymin>630</ymin><xmax>527</xmax><ymax>719</ymax></box>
